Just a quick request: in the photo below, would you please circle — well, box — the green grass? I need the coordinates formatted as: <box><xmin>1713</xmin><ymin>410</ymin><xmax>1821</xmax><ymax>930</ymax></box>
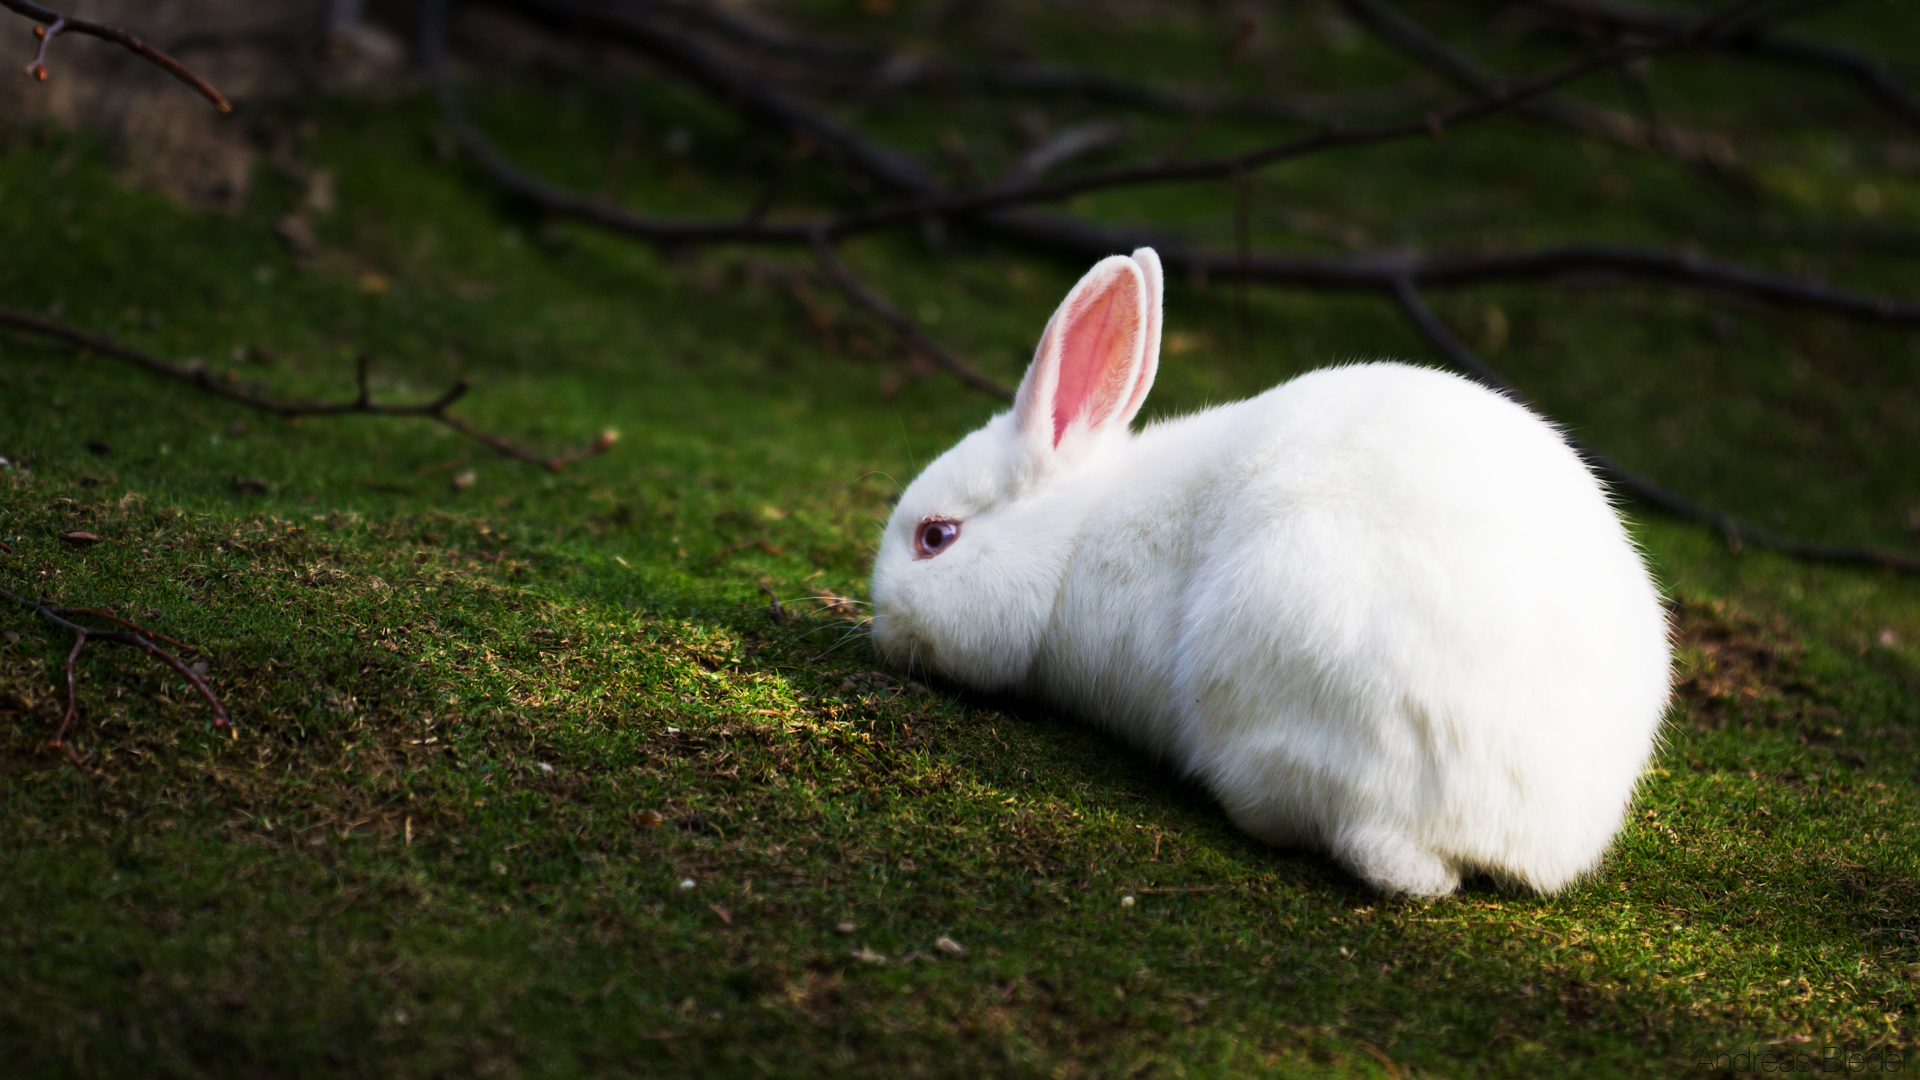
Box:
<box><xmin>3</xmin><ymin>2</ymin><xmax>1920</xmax><ymax>1075</ymax></box>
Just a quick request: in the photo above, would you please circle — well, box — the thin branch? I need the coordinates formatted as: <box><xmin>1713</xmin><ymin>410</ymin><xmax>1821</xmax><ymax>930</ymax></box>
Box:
<box><xmin>831</xmin><ymin>0</ymin><xmax>1773</xmax><ymax>225</ymax></box>
<box><xmin>422</xmin><ymin>0</ymin><xmax>806</xmax><ymax>245</ymax></box>
<box><xmin>0</xmin><ymin>0</ymin><xmax>232</xmax><ymax>112</ymax></box>
<box><xmin>917</xmin><ymin>59</ymin><xmax>1406</xmax><ymax>127</ymax></box>
<box><xmin>435</xmin><ymin>413</ymin><xmax>619</xmax><ymax>471</ymax></box>
<box><xmin>1515</xmin><ymin>0</ymin><xmax>1920</xmax><ymax>130</ymax></box>
<box><xmin>434</xmin><ymin>0</ymin><xmax>1920</xmax><ymax>333</ymax></box>
<box><xmin>501</xmin><ymin>0</ymin><xmax>937</xmax><ymax>195</ymax></box>
<box><xmin>0</xmin><ymin>310</ymin><xmax>615</xmax><ymax>472</ymax></box>
<box><xmin>0</xmin><ymin>585</ymin><xmax>238</xmax><ymax>770</ymax></box>
<box><xmin>1386</xmin><ymin>277</ymin><xmax>1920</xmax><ymax>575</ymax></box>
<box><xmin>612</xmin><ymin>0</ymin><xmax>877</xmax><ymax>69</ymax></box>
<box><xmin>758</xmin><ymin>583</ymin><xmax>788</xmax><ymax>625</ymax></box>
<box><xmin>54</xmin><ymin>607</ymin><xmax>198</xmax><ymax>652</ymax></box>
<box><xmin>619</xmin><ymin>0</ymin><xmax>1430</xmax><ymax>126</ymax></box>
<box><xmin>807</xmin><ymin>229</ymin><xmax>1014</xmax><ymax>400</ymax></box>
<box><xmin>1003</xmin><ymin>121</ymin><xmax>1129</xmax><ymax>184</ymax></box>
<box><xmin>968</xmin><ymin>214</ymin><xmax>1920</xmax><ymax>325</ymax></box>
<box><xmin>1337</xmin><ymin>0</ymin><xmax>1741</xmax><ymax>168</ymax></box>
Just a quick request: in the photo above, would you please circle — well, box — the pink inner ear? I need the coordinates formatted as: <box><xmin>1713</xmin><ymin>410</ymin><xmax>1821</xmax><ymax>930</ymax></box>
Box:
<box><xmin>1050</xmin><ymin>268</ymin><xmax>1143</xmax><ymax>446</ymax></box>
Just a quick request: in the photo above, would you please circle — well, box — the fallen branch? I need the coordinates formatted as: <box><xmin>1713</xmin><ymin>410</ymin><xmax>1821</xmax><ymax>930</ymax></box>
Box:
<box><xmin>0</xmin><ymin>0</ymin><xmax>231</xmax><ymax>112</ymax></box>
<box><xmin>0</xmin><ymin>309</ymin><xmax>616</xmax><ymax>472</ymax></box>
<box><xmin>0</xmin><ymin>585</ymin><xmax>236</xmax><ymax>770</ymax></box>
<box><xmin>1387</xmin><ymin>276</ymin><xmax>1920</xmax><ymax>575</ymax></box>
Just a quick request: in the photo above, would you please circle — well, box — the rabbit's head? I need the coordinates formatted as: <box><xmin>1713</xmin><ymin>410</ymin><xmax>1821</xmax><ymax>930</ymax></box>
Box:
<box><xmin>870</xmin><ymin>248</ymin><xmax>1164</xmax><ymax>688</ymax></box>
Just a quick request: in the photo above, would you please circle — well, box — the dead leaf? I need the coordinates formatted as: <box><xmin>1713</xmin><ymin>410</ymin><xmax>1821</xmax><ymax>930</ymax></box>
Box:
<box><xmin>58</xmin><ymin>531</ymin><xmax>103</xmax><ymax>547</ymax></box>
<box><xmin>814</xmin><ymin>591</ymin><xmax>863</xmax><ymax>618</ymax></box>
<box><xmin>709</xmin><ymin>902</ymin><xmax>733</xmax><ymax>925</ymax></box>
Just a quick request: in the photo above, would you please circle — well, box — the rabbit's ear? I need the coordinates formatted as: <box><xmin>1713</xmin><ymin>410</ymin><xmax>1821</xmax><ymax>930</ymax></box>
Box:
<box><xmin>1121</xmin><ymin>247</ymin><xmax>1164</xmax><ymax>422</ymax></box>
<box><xmin>1014</xmin><ymin>253</ymin><xmax>1153</xmax><ymax>458</ymax></box>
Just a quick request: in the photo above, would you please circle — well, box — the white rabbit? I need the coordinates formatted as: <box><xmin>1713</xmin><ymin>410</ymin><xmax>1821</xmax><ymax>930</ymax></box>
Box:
<box><xmin>868</xmin><ymin>247</ymin><xmax>1670</xmax><ymax>896</ymax></box>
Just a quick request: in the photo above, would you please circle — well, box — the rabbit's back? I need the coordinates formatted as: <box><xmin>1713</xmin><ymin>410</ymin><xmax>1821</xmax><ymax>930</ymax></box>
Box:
<box><xmin>1047</xmin><ymin>362</ymin><xmax>1669</xmax><ymax>894</ymax></box>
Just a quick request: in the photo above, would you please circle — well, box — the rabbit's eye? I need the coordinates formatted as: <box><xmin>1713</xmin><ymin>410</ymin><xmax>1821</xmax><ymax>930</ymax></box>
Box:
<box><xmin>914</xmin><ymin>518</ymin><xmax>960</xmax><ymax>559</ymax></box>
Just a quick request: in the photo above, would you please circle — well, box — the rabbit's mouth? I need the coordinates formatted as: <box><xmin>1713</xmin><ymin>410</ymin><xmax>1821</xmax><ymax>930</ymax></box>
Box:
<box><xmin>869</xmin><ymin>616</ymin><xmax>931</xmax><ymax>676</ymax></box>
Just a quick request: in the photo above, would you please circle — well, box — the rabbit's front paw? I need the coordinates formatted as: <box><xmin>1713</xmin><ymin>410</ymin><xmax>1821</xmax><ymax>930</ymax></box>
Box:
<box><xmin>1334</xmin><ymin>825</ymin><xmax>1460</xmax><ymax>897</ymax></box>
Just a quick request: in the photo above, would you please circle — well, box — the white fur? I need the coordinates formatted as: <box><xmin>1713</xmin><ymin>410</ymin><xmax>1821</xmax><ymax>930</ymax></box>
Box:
<box><xmin>870</xmin><ymin>248</ymin><xmax>1670</xmax><ymax>896</ymax></box>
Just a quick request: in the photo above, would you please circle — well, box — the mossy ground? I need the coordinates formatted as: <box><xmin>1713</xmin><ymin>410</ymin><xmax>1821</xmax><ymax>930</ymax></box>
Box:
<box><xmin>2</xmin><ymin>2</ymin><xmax>1919</xmax><ymax>1076</ymax></box>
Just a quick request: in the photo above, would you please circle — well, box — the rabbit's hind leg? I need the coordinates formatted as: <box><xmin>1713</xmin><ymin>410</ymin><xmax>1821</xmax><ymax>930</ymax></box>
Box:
<box><xmin>1333</xmin><ymin>824</ymin><xmax>1460</xmax><ymax>897</ymax></box>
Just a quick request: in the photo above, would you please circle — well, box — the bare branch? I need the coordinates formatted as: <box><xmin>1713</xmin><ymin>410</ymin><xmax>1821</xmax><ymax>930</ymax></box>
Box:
<box><xmin>0</xmin><ymin>0</ymin><xmax>232</xmax><ymax>112</ymax></box>
<box><xmin>507</xmin><ymin>0</ymin><xmax>1746</xmax><ymax>211</ymax></box>
<box><xmin>619</xmin><ymin>0</ymin><xmax>1428</xmax><ymax>126</ymax></box>
<box><xmin>436</xmin><ymin>0</ymin><xmax>1920</xmax><ymax>333</ymax></box>
<box><xmin>422</xmin><ymin>0</ymin><xmax>806</xmax><ymax>245</ymax></box>
<box><xmin>971</xmin><ymin>216</ymin><xmax>1920</xmax><ymax>326</ymax></box>
<box><xmin>435</xmin><ymin>413</ymin><xmax>620</xmax><ymax>473</ymax></box>
<box><xmin>1516</xmin><ymin>0</ymin><xmax>1920</xmax><ymax>130</ymax></box>
<box><xmin>1337</xmin><ymin>0</ymin><xmax>1741</xmax><ymax>168</ymax></box>
<box><xmin>807</xmin><ymin>230</ymin><xmax>1013</xmax><ymax>400</ymax></box>
<box><xmin>821</xmin><ymin>0</ymin><xmax>1775</xmax><ymax>229</ymax></box>
<box><xmin>0</xmin><ymin>585</ymin><xmax>238</xmax><ymax>771</ymax></box>
<box><xmin>1387</xmin><ymin>277</ymin><xmax>1920</xmax><ymax>575</ymax></box>
<box><xmin>0</xmin><ymin>309</ymin><xmax>616</xmax><ymax>472</ymax></box>
<box><xmin>500</xmin><ymin>0</ymin><xmax>936</xmax><ymax>195</ymax></box>
<box><xmin>611</xmin><ymin>0</ymin><xmax>876</xmax><ymax>69</ymax></box>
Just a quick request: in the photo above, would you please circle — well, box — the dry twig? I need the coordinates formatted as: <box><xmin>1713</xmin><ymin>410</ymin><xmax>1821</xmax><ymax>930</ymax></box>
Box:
<box><xmin>1</xmin><ymin>0</ymin><xmax>231</xmax><ymax>111</ymax></box>
<box><xmin>0</xmin><ymin>585</ymin><xmax>236</xmax><ymax>770</ymax></box>
<box><xmin>0</xmin><ymin>309</ymin><xmax>615</xmax><ymax>472</ymax></box>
